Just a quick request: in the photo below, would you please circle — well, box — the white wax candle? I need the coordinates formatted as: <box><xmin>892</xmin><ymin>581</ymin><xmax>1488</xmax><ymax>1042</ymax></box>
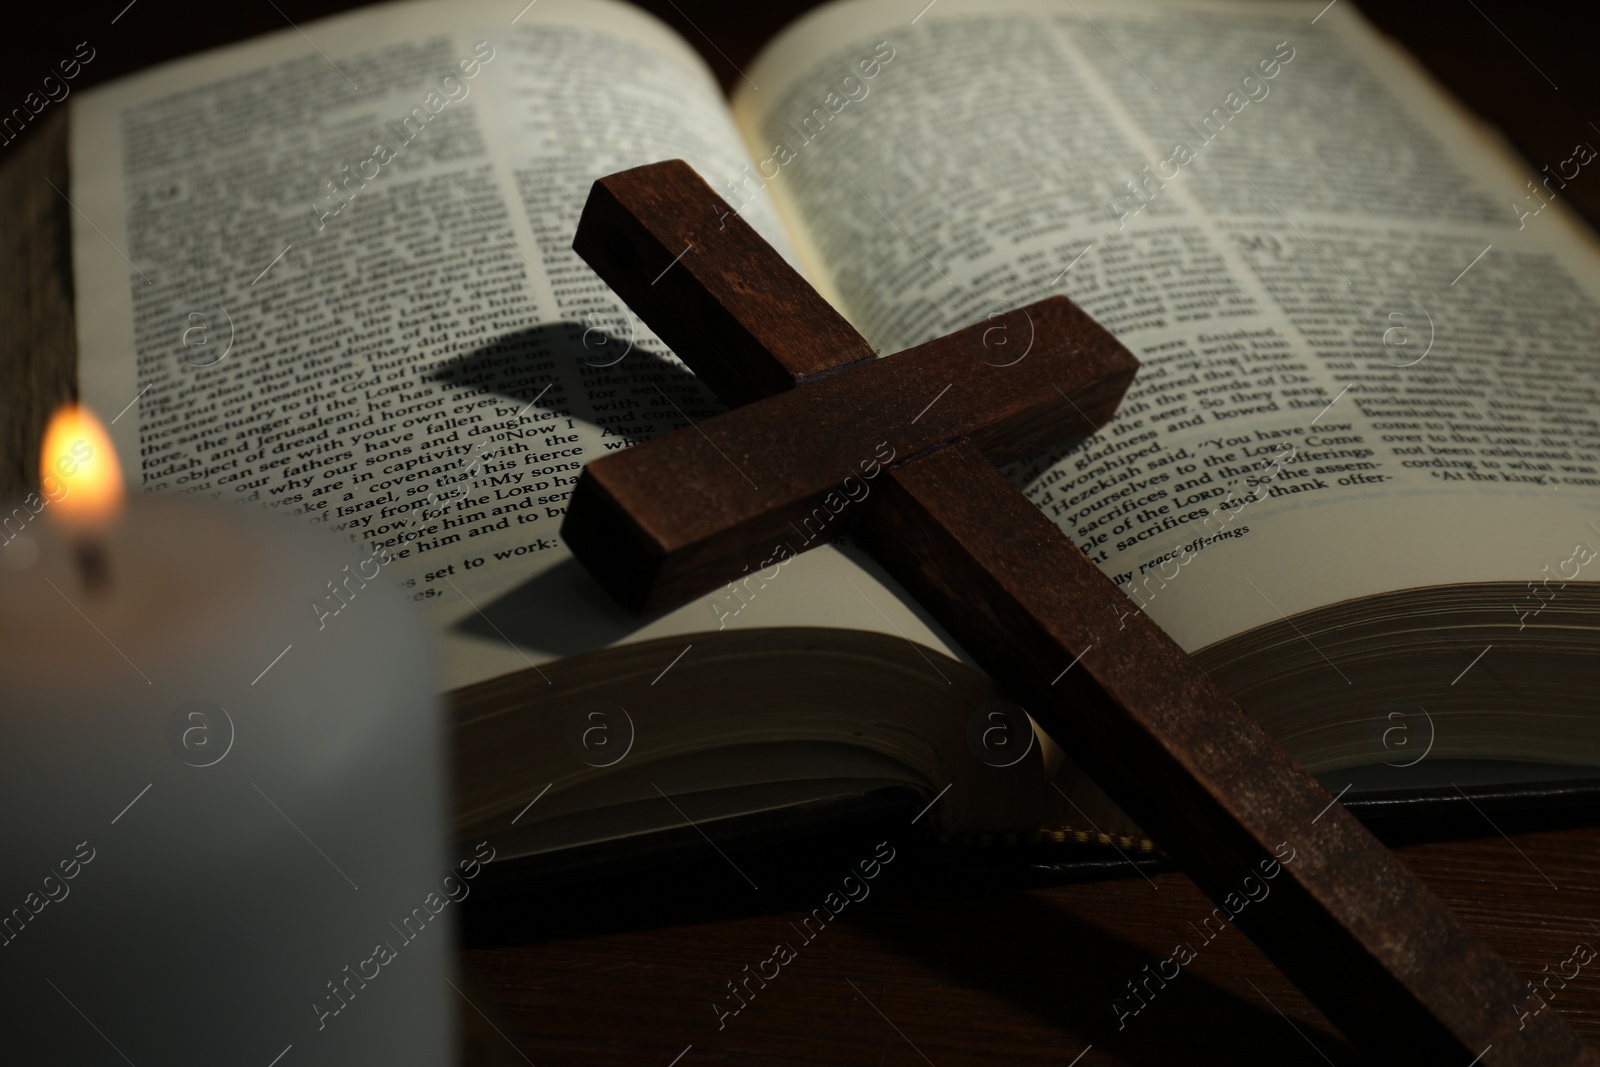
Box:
<box><xmin>0</xmin><ymin>488</ymin><xmax>452</xmax><ymax>1064</ymax></box>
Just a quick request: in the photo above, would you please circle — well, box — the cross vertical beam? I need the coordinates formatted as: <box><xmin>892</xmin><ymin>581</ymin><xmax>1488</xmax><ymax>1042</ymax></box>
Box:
<box><xmin>561</xmin><ymin>159</ymin><xmax>1595</xmax><ymax>1066</ymax></box>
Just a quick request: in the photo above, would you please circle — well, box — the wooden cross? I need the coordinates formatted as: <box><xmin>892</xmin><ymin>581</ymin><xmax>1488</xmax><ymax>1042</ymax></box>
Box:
<box><xmin>560</xmin><ymin>159</ymin><xmax>1594</xmax><ymax>1065</ymax></box>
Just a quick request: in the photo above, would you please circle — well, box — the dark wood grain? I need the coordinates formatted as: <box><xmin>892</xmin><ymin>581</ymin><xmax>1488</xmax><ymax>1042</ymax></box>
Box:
<box><xmin>856</xmin><ymin>440</ymin><xmax>1594</xmax><ymax>1064</ymax></box>
<box><xmin>562</xmin><ymin>158</ymin><xmax>1597</xmax><ymax>1064</ymax></box>
<box><xmin>565</xmin><ymin>165</ymin><xmax>1135</xmax><ymax>611</ymax></box>
<box><xmin>560</xmin><ymin>294</ymin><xmax>1132</xmax><ymax>611</ymax></box>
<box><xmin>460</xmin><ymin>819</ymin><xmax>1600</xmax><ymax>1066</ymax></box>
<box><xmin>572</xmin><ymin>162</ymin><xmax>876</xmax><ymax>405</ymax></box>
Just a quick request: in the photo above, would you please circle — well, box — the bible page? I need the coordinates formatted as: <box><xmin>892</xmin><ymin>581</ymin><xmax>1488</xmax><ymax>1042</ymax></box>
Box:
<box><xmin>734</xmin><ymin>0</ymin><xmax>1600</xmax><ymax>654</ymax></box>
<box><xmin>70</xmin><ymin>0</ymin><xmax>968</xmax><ymax>689</ymax></box>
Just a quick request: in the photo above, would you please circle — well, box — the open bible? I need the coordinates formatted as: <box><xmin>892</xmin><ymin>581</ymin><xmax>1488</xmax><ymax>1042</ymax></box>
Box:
<box><xmin>69</xmin><ymin>0</ymin><xmax>1600</xmax><ymax>873</ymax></box>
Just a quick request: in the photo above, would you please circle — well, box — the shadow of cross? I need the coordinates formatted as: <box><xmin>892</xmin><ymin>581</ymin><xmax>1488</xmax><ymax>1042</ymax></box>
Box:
<box><xmin>559</xmin><ymin>159</ymin><xmax>1594</xmax><ymax>1067</ymax></box>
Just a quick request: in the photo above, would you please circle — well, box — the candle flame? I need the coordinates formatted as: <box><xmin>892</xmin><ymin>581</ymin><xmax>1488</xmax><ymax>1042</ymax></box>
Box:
<box><xmin>39</xmin><ymin>404</ymin><xmax>123</xmax><ymax>531</ymax></box>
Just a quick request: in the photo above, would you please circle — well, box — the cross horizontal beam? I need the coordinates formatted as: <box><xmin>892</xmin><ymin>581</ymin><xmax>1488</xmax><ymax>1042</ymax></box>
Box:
<box><xmin>563</xmin><ymin>296</ymin><xmax>1135</xmax><ymax>612</ymax></box>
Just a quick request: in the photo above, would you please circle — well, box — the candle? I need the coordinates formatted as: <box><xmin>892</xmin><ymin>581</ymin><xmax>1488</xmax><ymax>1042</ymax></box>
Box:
<box><xmin>0</xmin><ymin>405</ymin><xmax>452</xmax><ymax>1064</ymax></box>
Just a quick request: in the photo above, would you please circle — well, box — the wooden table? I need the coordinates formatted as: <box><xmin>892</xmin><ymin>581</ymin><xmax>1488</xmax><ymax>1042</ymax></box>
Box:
<box><xmin>461</xmin><ymin>815</ymin><xmax>1600</xmax><ymax>1065</ymax></box>
<box><xmin>6</xmin><ymin>2</ymin><xmax>1600</xmax><ymax>1063</ymax></box>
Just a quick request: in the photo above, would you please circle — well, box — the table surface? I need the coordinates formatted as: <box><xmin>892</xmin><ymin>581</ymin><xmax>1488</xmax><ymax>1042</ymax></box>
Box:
<box><xmin>462</xmin><ymin>819</ymin><xmax>1600</xmax><ymax>1065</ymax></box>
<box><xmin>5</xmin><ymin>2</ymin><xmax>1600</xmax><ymax>1063</ymax></box>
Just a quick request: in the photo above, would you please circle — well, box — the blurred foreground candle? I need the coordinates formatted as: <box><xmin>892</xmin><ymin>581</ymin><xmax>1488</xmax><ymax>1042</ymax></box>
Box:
<box><xmin>0</xmin><ymin>405</ymin><xmax>453</xmax><ymax>1064</ymax></box>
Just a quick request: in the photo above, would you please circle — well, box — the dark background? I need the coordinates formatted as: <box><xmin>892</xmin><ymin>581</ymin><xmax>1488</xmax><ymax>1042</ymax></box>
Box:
<box><xmin>4</xmin><ymin>0</ymin><xmax>1599</xmax><ymax>228</ymax></box>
